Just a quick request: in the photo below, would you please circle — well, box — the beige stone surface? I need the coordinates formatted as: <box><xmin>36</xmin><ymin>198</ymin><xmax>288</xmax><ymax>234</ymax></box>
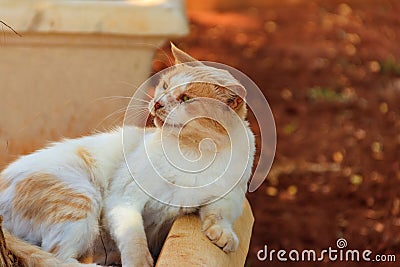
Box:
<box><xmin>0</xmin><ymin>0</ymin><xmax>188</xmax><ymax>167</ymax></box>
<box><xmin>156</xmin><ymin>200</ymin><xmax>254</xmax><ymax>267</ymax></box>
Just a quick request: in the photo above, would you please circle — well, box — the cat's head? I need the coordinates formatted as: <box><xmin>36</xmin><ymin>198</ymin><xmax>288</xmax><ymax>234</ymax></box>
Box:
<box><xmin>148</xmin><ymin>43</ymin><xmax>247</xmax><ymax>142</ymax></box>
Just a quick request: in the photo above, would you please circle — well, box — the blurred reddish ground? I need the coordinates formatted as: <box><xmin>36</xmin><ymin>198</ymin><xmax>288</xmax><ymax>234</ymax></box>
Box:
<box><xmin>154</xmin><ymin>0</ymin><xmax>400</xmax><ymax>266</ymax></box>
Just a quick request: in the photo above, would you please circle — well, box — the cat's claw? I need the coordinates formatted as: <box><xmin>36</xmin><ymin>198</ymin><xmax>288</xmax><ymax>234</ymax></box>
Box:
<box><xmin>202</xmin><ymin>222</ymin><xmax>239</xmax><ymax>252</ymax></box>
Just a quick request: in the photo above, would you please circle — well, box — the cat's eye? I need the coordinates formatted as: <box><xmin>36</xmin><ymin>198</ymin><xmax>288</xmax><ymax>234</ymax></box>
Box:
<box><xmin>180</xmin><ymin>94</ymin><xmax>190</xmax><ymax>102</ymax></box>
<box><xmin>162</xmin><ymin>81</ymin><xmax>168</xmax><ymax>90</ymax></box>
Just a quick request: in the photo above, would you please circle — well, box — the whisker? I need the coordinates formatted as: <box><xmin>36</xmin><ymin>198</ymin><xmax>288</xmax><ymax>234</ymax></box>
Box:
<box><xmin>95</xmin><ymin>96</ymin><xmax>133</xmax><ymax>101</ymax></box>
<box><xmin>108</xmin><ymin>113</ymin><xmax>126</xmax><ymax>127</ymax></box>
<box><xmin>125</xmin><ymin>107</ymin><xmax>149</xmax><ymax>114</ymax></box>
<box><xmin>125</xmin><ymin>101</ymin><xmax>149</xmax><ymax>107</ymax></box>
<box><xmin>95</xmin><ymin>106</ymin><xmax>130</xmax><ymax>128</ymax></box>
<box><xmin>124</xmin><ymin>106</ymin><xmax>149</xmax><ymax>115</ymax></box>
<box><xmin>136</xmin><ymin>89</ymin><xmax>154</xmax><ymax>100</ymax></box>
<box><xmin>124</xmin><ymin>102</ymin><xmax>148</xmax><ymax>107</ymax></box>
<box><xmin>130</xmin><ymin>97</ymin><xmax>150</xmax><ymax>104</ymax></box>
<box><xmin>114</xmin><ymin>107</ymin><xmax>150</xmax><ymax>127</ymax></box>
<box><xmin>124</xmin><ymin>111</ymin><xmax>151</xmax><ymax>126</ymax></box>
<box><xmin>116</xmin><ymin>81</ymin><xmax>139</xmax><ymax>88</ymax></box>
<box><xmin>88</xmin><ymin>96</ymin><xmax>131</xmax><ymax>107</ymax></box>
<box><xmin>125</xmin><ymin>106</ymin><xmax>149</xmax><ymax>113</ymax></box>
<box><xmin>125</xmin><ymin>111</ymin><xmax>149</xmax><ymax>120</ymax></box>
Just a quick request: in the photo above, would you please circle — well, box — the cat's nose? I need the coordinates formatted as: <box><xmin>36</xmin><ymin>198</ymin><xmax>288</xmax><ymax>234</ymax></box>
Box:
<box><xmin>154</xmin><ymin>101</ymin><xmax>164</xmax><ymax>111</ymax></box>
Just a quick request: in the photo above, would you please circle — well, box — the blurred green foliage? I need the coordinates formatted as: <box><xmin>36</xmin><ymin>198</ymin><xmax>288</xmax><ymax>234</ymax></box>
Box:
<box><xmin>307</xmin><ymin>86</ymin><xmax>345</xmax><ymax>102</ymax></box>
<box><xmin>379</xmin><ymin>59</ymin><xmax>400</xmax><ymax>76</ymax></box>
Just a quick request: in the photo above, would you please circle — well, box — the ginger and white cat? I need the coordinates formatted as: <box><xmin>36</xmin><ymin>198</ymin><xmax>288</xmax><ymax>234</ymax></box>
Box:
<box><xmin>0</xmin><ymin>44</ymin><xmax>255</xmax><ymax>267</ymax></box>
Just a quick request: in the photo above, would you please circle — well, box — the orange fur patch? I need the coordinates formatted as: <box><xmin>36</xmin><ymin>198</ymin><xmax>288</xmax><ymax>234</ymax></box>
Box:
<box><xmin>78</xmin><ymin>254</ymin><xmax>94</xmax><ymax>264</ymax></box>
<box><xmin>0</xmin><ymin>175</ymin><xmax>10</xmax><ymax>193</ymax></box>
<box><xmin>4</xmin><ymin>228</ymin><xmax>63</xmax><ymax>266</ymax></box>
<box><xmin>49</xmin><ymin>245</ymin><xmax>60</xmax><ymax>255</ymax></box>
<box><xmin>186</xmin><ymin>83</ymin><xmax>246</xmax><ymax>118</ymax></box>
<box><xmin>198</xmin><ymin>118</ymin><xmax>228</xmax><ymax>135</ymax></box>
<box><xmin>185</xmin><ymin>83</ymin><xmax>217</xmax><ymax>99</ymax></box>
<box><xmin>185</xmin><ymin>83</ymin><xmax>229</xmax><ymax>134</ymax></box>
<box><xmin>13</xmin><ymin>173</ymin><xmax>91</xmax><ymax>225</ymax></box>
<box><xmin>76</xmin><ymin>146</ymin><xmax>96</xmax><ymax>169</ymax></box>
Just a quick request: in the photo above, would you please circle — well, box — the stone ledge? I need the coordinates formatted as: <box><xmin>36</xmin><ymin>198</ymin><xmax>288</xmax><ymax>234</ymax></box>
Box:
<box><xmin>156</xmin><ymin>199</ymin><xmax>254</xmax><ymax>266</ymax></box>
<box><xmin>0</xmin><ymin>0</ymin><xmax>189</xmax><ymax>36</ymax></box>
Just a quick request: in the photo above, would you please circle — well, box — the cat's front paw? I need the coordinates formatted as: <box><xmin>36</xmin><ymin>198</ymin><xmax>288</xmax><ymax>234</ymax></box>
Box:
<box><xmin>202</xmin><ymin>217</ymin><xmax>239</xmax><ymax>252</ymax></box>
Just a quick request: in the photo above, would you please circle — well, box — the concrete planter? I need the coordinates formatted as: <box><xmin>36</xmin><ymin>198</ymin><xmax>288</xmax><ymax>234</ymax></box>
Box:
<box><xmin>0</xmin><ymin>0</ymin><xmax>188</xmax><ymax>165</ymax></box>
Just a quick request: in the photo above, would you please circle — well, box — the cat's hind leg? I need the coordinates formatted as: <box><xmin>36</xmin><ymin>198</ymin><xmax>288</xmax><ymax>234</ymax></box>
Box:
<box><xmin>9</xmin><ymin>172</ymin><xmax>103</xmax><ymax>265</ymax></box>
<box><xmin>41</xmin><ymin>215</ymin><xmax>101</xmax><ymax>265</ymax></box>
<box><xmin>3</xmin><ymin>225</ymin><xmax>100</xmax><ymax>267</ymax></box>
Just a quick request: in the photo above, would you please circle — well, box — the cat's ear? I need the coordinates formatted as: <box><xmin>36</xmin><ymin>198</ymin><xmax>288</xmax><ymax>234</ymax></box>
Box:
<box><xmin>225</xmin><ymin>84</ymin><xmax>246</xmax><ymax>110</ymax></box>
<box><xmin>171</xmin><ymin>42</ymin><xmax>203</xmax><ymax>66</ymax></box>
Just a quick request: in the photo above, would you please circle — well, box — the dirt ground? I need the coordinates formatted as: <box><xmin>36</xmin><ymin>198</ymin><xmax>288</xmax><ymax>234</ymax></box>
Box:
<box><xmin>155</xmin><ymin>0</ymin><xmax>400</xmax><ymax>266</ymax></box>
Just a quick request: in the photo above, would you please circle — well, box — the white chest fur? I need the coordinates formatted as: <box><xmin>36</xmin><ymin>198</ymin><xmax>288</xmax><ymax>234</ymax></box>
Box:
<box><xmin>119</xmin><ymin>124</ymin><xmax>254</xmax><ymax>209</ymax></box>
